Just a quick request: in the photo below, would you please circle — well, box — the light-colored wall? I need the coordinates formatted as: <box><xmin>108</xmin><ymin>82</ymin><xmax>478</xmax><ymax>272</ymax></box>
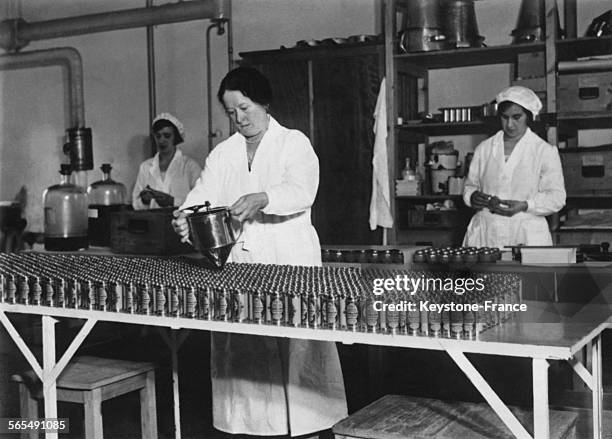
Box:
<box><xmin>0</xmin><ymin>0</ymin><xmax>610</xmax><ymax>232</ymax></box>
<box><xmin>0</xmin><ymin>0</ymin><xmax>377</xmax><ymax>232</ymax></box>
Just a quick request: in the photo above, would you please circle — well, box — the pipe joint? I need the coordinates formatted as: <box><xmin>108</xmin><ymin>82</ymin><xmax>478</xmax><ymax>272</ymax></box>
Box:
<box><xmin>0</xmin><ymin>19</ymin><xmax>30</xmax><ymax>52</ymax></box>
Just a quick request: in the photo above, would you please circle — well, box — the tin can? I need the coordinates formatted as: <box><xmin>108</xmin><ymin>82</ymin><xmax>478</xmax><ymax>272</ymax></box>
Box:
<box><xmin>232</xmin><ymin>289</ymin><xmax>248</xmax><ymax>323</ymax></box>
<box><xmin>124</xmin><ymin>282</ymin><xmax>135</xmax><ymax>314</ymax></box>
<box><xmin>216</xmin><ymin>288</ymin><xmax>229</xmax><ymax>321</ymax></box>
<box><xmin>325</xmin><ymin>292</ymin><xmax>339</xmax><ymax>330</ymax></box>
<box><xmin>251</xmin><ymin>289</ymin><xmax>265</xmax><ymax>324</ymax></box>
<box><xmin>270</xmin><ymin>291</ymin><xmax>284</xmax><ymax>326</ymax></box>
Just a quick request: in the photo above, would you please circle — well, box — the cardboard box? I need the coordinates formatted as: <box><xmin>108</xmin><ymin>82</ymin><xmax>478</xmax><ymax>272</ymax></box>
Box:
<box><xmin>557</xmin><ymin>71</ymin><xmax>612</xmax><ymax>112</ymax></box>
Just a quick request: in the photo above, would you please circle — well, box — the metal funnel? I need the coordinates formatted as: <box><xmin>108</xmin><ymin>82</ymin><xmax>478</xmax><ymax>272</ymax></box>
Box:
<box><xmin>198</xmin><ymin>244</ymin><xmax>234</xmax><ymax>270</ymax></box>
<box><xmin>511</xmin><ymin>0</ymin><xmax>561</xmax><ymax>44</ymax></box>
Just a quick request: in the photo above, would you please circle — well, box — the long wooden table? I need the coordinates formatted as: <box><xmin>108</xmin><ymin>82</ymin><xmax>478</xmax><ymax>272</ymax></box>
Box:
<box><xmin>0</xmin><ymin>299</ymin><xmax>608</xmax><ymax>439</ymax></box>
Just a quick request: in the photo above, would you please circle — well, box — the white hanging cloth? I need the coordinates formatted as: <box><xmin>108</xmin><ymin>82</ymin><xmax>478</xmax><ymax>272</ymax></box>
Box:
<box><xmin>369</xmin><ymin>77</ymin><xmax>394</xmax><ymax>231</ymax></box>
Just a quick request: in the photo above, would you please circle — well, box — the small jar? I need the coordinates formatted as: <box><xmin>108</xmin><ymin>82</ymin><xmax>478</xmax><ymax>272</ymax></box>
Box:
<box><xmin>413</xmin><ymin>251</ymin><xmax>426</xmax><ymax>263</ymax></box>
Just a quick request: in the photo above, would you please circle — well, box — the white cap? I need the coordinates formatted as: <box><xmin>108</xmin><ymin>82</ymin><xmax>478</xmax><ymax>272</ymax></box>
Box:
<box><xmin>495</xmin><ymin>86</ymin><xmax>543</xmax><ymax>116</ymax></box>
<box><xmin>152</xmin><ymin>112</ymin><xmax>185</xmax><ymax>141</ymax></box>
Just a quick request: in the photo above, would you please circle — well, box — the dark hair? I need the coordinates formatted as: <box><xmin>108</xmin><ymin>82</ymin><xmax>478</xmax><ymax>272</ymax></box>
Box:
<box><xmin>497</xmin><ymin>100</ymin><xmax>534</xmax><ymax>124</ymax></box>
<box><xmin>217</xmin><ymin>67</ymin><xmax>272</xmax><ymax>108</ymax></box>
<box><xmin>152</xmin><ymin>119</ymin><xmax>183</xmax><ymax>144</ymax></box>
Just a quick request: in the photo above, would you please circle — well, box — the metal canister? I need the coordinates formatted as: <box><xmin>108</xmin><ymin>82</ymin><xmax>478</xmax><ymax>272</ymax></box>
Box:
<box><xmin>185</xmin><ymin>286</ymin><xmax>197</xmax><ymax>318</ymax></box>
<box><xmin>232</xmin><ymin>289</ymin><xmax>248</xmax><ymax>323</ymax></box>
<box><xmin>251</xmin><ymin>289</ymin><xmax>265</xmax><ymax>324</ymax></box>
<box><xmin>325</xmin><ymin>291</ymin><xmax>339</xmax><ymax>330</ymax></box>
<box><xmin>270</xmin><ymin>291</ymin><xmax>284</xmax><ymax>326</ymax></box>
<box><xmin>345</xmin><ymin>292</ymin><xmax>359</xmax><ymax>331</ymax></box>
<box><xmin>124</xmin><ymin>282</ymin><xmax>135</xmax><ymax>314</ymax></box>
<box><xmin>216</xmin><ymin>288</ymin><xmax>229</xmax><ymax>322</ymax></box>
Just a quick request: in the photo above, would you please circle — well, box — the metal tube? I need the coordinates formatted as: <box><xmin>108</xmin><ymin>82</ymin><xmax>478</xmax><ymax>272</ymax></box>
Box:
<box><xmin>206</xmin><ymin>22</ymin><xmax>216</xmax><ymax>153</ymax></box>
<box><xmin>146</xmin><ymin>0</ymin><xmax>157</xmax><ymax>135</ymax></box>
<box><xmin>0</xmin><ymin>47</ymin><xmax>84</xmax><ymax>128</ymax></box>
<box><xmin>0</xmin><ymin>0</ymin><xmax>226</xmax><ymax>51</ymax></box>
<box><xmin>206</xmin><ymin>18</ymin><xmax>229</xmax><ymax>152</ymax></box>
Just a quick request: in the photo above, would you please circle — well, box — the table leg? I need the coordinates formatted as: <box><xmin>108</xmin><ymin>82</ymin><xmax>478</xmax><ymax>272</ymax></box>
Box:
<box><xmin>532</xmin><ymin>358</ymin><xmax>550</xmax><ymax>439</ymax></box>
<box><xmin>592</xmin><ymin>335</ymin><xmax>603</xmax><ymax>439</ymax></box>
<box><xmin>445</xmin><ymin>348</ymin><xmax>532</xmax><ymax>438</ymax></box>
<box><xmin>42</xmin><ymin>315</ymin><xmax>58</xmax><ymax>439</ymax></box>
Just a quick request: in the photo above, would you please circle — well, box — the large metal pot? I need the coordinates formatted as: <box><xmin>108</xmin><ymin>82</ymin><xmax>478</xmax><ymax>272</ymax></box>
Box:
<box><xmin>182</xmin><ymin>202</ymin><xmax>236</xmax><ymax>269</ymax></box>
<box><xmin>444</xmin><ymin>0</ymin><xmax>485</xmax><ymax>48</ymax></box>
<box><xmin>402</xmin><ymin>0</ymin><xmax>444</xmax><ymax>29</ymax></box>
<box><xmin>399</xmin><ymin>27</ymin><xmax>450</xmax><ymax>53</ymax></box>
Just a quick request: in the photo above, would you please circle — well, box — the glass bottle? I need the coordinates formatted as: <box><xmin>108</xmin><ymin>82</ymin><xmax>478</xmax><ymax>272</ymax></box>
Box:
<box><xmin>401</xmin><ymin>157</ymin><xmax>416</xmax><ymax>180</ymax></box>
<box><xmin>87</xmin><ymin>163</ymin><xmax>127</xmax><ymax>246</ymax></box>
<box><xmin>43</xmin><ymin>164</ymin><xmax>89</xmax><ymax>251</ymax></box>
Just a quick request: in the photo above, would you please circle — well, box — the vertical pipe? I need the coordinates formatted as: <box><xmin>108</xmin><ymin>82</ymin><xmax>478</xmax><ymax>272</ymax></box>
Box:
<box><xmin>146</xmin><ymin>0</ymin><xmax>157</xmax><ymax>136</ymax></box>
<box><xmin>206</xmin><ymin>23</ymin><xmax>217</xmax><ymax>152</ymax></box>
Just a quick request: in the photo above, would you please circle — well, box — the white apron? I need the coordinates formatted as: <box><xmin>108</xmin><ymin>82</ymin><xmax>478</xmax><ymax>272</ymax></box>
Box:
<box><xmin>182</xmin><ymin>117</ymin><xmax>348</xmax><ymax>436</ymax></box>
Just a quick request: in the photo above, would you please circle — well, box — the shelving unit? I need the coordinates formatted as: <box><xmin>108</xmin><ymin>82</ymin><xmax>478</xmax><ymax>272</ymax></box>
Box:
<box><xmin>383</xmin><ymin>0</ymin><xmax>612</xmax><ymax>246</ymax></box>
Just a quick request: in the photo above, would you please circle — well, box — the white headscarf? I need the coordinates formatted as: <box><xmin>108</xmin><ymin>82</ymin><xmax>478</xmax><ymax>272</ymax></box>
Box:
<box><xmin>153</xmin><ymin>112</ymin><xmax>185</xmax><ymax>141</ymax></box>
<box><xmin>496</xmin><ymin>86</ymin><xmax>543</xmax><ymax>116</ymax></box>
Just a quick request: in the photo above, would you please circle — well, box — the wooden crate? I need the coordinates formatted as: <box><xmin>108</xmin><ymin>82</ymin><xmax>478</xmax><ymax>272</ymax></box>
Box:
<box><xmin>110</xmin><ymin>208</ymin><xmax>192</xmax><ymax>255</ymax></box>
<box><xmin>560</xmin><ymin>146</ymin><xmax>612</xmax><ymax>194</ymax></box>
<box><xmin>333</xmin><ymin>395</ymin><xmax>577</xmax><ymax>439</ymax></box>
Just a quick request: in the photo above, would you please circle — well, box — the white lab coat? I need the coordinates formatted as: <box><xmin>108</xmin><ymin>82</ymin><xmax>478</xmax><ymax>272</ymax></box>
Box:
<box><xmin>463</xmin><ymin>128</ymin><xmax>566</xmax><ymax>248</ymax></box>
<box><xmin>181</xmin><ymin>117</ymin><xmax>348</xmax><ymax>436</ymax></box>
<box><xmin>132</xmin><ymin>149</ymin><xmax>201</xmax><ymax>210</ymax></box>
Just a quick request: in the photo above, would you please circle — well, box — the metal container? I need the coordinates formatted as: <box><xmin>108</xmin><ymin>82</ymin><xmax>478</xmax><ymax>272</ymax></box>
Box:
<box><xmin>43</xmin><ymin>164</ymin><xmax>88</xmax><ymax>251</ymax></box>
<box><xmin>399</xmin><ymin>27</ymin><xmax>450</xmax><ymax>53</ymax></box>
<box><xmin>87</xmin><ymin>163</ymin><xmax>127</xmax><ymax>246</ymax></box>
<box><xmin>402</xmin><ymin>0</ymin><xmax>444</xmax><ymax>29</ymax></box>
<box><xmin>183</xmin><ymin>202</ymin><xmax>236</xmax><ymax>269</ymax></box>
<box><xmin>63</xmin><ymin>127</ymin><xmax>93</xmax><ymax>171</ymax></box>
<box><xmin>444</xmin><ymin>0</ymin><xmax>485</xmax><ymax>48</ymax></box>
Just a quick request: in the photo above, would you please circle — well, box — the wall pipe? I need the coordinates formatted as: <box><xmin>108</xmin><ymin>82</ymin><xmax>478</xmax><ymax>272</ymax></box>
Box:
<box><xmin>146</xmin><ymin>0</ymin><xmax>157</xmax><ymax>134</ymax></box>
<box><xmin>0</xmin><ymin>46</ymin><xmax>84</xmax><ymax>128</ymax></box>
<box><xmin>0</xmin><ymin>0</ymin><xmax>229</xmax><ymax>52</ymax></box>
<box><xmin>206</xmin><ymin>19</ymin><xmax>227</xmax><ymax>152</ymax></box>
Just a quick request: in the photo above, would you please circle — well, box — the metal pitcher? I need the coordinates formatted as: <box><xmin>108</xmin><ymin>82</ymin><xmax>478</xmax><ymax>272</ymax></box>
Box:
<box><xmin>182</xmin><ymin>202</ymin><xmax>236</xmax><ymax>269</ymax></box>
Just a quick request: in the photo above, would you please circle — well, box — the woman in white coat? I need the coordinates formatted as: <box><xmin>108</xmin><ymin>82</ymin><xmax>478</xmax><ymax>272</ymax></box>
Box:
<box><xmin>132</xmin><ymin>113</ymin><xmax>202</xmax><ymax>210</ymax></box>
<box><xmin>172</xmin><ymin>67</ymin><xmax>347</xmax><ymax>437</ymax></box>
<box><xmin>463</xmin><ymin>86</ymin><xmax>566</xmax><ymax>248</ymax></box>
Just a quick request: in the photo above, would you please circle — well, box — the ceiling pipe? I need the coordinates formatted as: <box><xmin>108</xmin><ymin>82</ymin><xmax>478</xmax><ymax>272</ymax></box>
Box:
<box><xmin>0</xmin><ymin>0</ymin><xmax>230</xmax><ymax>52</ymax></box>
<box><xmin>0</xmin><ymin>46</ymin><xmax>84</xmax><ymax>128</ymax></box>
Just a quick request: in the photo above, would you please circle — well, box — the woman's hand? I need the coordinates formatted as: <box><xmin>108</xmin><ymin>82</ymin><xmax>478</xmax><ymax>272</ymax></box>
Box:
<box><xmin>152</xmin><ymin>191</ymin><xmax>174</xmax><ymax>207</ymax></box>
<box><xmin>171</xmin><ymin>210</ymin><xmax>191</xmax><ymax>243</ymax></box>
<box><xmin>230</xmin><ymin>192</ymin><xmax>269</xmax><ymax>222</ymax></box>
<box><xmin>490</xmin><ymin>199</ymin><xmax>528</xmax><ymax>217</ymax></box>
<box><xmin>470</xmin><ymin>191</ymin><xmax>496</xmax><ymax>210</ymax></box>
<box><xmin>139</xmin><ymin>189</ymin><xmax>153</xmax><ymax>205</ymax></box>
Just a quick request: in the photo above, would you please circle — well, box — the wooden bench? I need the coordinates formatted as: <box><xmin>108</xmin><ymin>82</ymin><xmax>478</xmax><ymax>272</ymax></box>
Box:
<box><xmin>333</xmin><ymin>394</ymin><xmax>577</xmax><ymax>439</ymax></box>
<box><xmin>13</xmin><ymin>356</ymin><xmax>157</xmax><ymax>439</ymax></box>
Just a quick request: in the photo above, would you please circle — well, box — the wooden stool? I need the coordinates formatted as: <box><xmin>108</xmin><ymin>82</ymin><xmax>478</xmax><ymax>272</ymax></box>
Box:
<box><xmin>332</xmin><ymin>394</ymin><xmax>578</xmax><ymax>439</ymax></box>
<box><xmin>13</xmin><ymin>356</ymin><xmax>158</xmax><ymax>439</ymax></box>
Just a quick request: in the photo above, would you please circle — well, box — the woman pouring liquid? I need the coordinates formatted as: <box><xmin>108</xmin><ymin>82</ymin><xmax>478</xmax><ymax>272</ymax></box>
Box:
<box><xmin>463</xmin><ymin>86</ymin><xmax>566</xmax><ymax>247</ymax></box>
<box><xmin>172</xmin><ymin>67</ymin><xmax>347</xmax><ymax>438</ymax></box>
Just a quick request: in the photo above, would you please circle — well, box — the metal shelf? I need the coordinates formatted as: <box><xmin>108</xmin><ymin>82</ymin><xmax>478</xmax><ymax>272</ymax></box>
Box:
<box><xmin>557</xmin><ymin>35</ymin><xmax>612</xmax><ymax>61</ymax></box>
<box><xmin>394</xmin><ymin>43</ymin><xmax>544</xmax><ymax>69</ymax></box>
